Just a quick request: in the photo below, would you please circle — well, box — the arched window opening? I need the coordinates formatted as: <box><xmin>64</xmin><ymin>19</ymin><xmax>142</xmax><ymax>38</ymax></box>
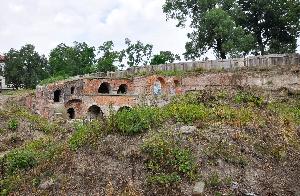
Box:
<box><xmin>67</xmin><ymin>108</ymin><xmax>75</xmax><ymax>119</ymax></box>
<box><xmin>98</xmin><ymin>82</ymin><xmax>110</xmax><ymax>94</ymax></box>
<box><xmin>87</xmin><ymin>105</ymin><xmax>103</xmax><ymax>120</ymax></box>
<box><xmin>153</xmin><ymin>77</ymin><xmax>165</xmax><ymax>96</ymax></box>
<box><xmin>117</xmin><ymin>84</ymin><xmax>128</xmax><ymax>94</ymax></box>
<box><xmin>174</xmin><ymin>80</ymin><xmax>180</xmax><ymax>87</ymax></box>
<box><xmin>54</xmin><ymin>90</ymin><xmax>61</xmax><ymax>102</ymax></box>
<box><xmin>71</xmin><ymin>86</ymin><xmax>75</xmax><ymax>94</ymax></box>
<box><xmin>118</xmin><ymin>106</ymin><xmax>131</xmax><ymax>112</ymax></box>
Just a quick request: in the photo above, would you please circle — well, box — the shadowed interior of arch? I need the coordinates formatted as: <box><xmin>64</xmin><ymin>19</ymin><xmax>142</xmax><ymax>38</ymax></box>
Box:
<box><xmin>71</xmin><ymin>86</ymin><xmax>75</xmax><ymax>94</ymax></box>
<box><xmin>53</xmin><ymin>89</ymin><xmax>61</xmax><ymax>102</ymax></box>
<box><xmin>174</xmin><ymin>80</ymin><xmax>180</xmax><ymax>87</ymax></box>
<box><xmin>117</xmin><ymin>84</ymin><xmax>128</xmax><ymax>94</ymax></box>
<box><xmin>67</xmin><ymin>108</ymin><xmax>75</xmax><ymax>119</ymax></box>
<box><xmin>87</xmin><ymin>105</ymin><xmax>103</xmax><ymax>120</ymax></box>
<box><xmin>98</xmin><ymin>82</ymin><xmax>110</xmax><ymax>94</ymax></box>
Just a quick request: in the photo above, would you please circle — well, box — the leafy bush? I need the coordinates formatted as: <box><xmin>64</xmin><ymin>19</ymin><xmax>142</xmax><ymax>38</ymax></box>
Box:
<box><xmin>206</xmin><ymin>172</ymin><xmax>222</xmax><ymax>188</ymax></box>
<box><xmin>69</xmin><ymin>121</ymin><xmax>103</xmax><ymax>150</ymax></box>
<box><xmin>163</xmin><ymin>103</ymin><xmax>208</xmax><ymax>124</ymax></box>
<box><xmin>5</xmin><ymin>149</ymin><xmax>37</xmax><ymax>174</ymax></box>
<box><xmin>212</xmin><ymin>105</ymin><xmax>259</xmax><ymax>126</ymax></box>
<box><xmin>7</xmin><ymin>118</ymin><xmax>19</xmax><ymax>131</ymax></box>
<box><xmin>114</xmin><ymin>107</ymin><xmax>160</xmax><ymax>135</ymax></box>
<box><xmin>147</xmin><ymin>173</ymin><xmax>181</xmax><ymax>185</ymax></box>
<box><xmin>269</xmin><ymin>101</ymin><xmax>300</xmax><ymax>125</ymax></box>
<box><xmin>142</xmin><ymin>131</ymin><xmax>197</xmax><ymax>185</ymax></box>
<box><xmin>235</xmin><ymin>92</ymin><xmax>264</xmax><ymax>107</ymax></box>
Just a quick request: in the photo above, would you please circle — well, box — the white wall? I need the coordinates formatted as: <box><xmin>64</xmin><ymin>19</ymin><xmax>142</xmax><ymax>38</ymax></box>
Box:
<box><xmin>0</xmin><ymin>62</ymin><xmax>7</xmax><ymax>89</ymax></box>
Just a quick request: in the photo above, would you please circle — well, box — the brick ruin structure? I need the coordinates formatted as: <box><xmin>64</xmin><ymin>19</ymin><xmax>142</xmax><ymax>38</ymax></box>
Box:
<box><xmin>34</xmin><ymin>53</ymin><xmax>300</xmax><ymax>120</ymax></box>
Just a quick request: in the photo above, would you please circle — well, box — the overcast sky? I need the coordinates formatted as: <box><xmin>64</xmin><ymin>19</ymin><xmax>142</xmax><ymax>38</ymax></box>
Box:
<box><xmin>0</xmin><ymin>0</ymin><xmax>192</xmax><ymax>57</ymax></box>
<box><xmin>0</xmin><ymin>0</ymin><xmax>299</xmax><ymax>59</ymax></box>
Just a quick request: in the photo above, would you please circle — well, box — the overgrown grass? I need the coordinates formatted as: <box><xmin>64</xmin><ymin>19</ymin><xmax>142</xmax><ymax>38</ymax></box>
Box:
<box><xmin>162</xmin><ymin>103</ymin><xmax>208</xmax><ymax>124</ymax></box>
<box><xmin>234</xmin><ymin>91</ymin><xmax>264</xmax><ymax>107</ymax></box>
<box><xmin>39</xmin><ymin>75</ymin><xmax>70</xmax><ymax>86</ymax></box>
<box><xmin>69</xmin><ymin>120</ymin><xmax>103</xmax><ymax>150</ymax></box>
<box><xmin>6</xmin><ymin>104</ymin><xmax>60</xmax><ymax>133</ymax></box>
<box><xmin>7</xmin><ymin>118</ymin><xmax>19</xmax><ymax>131</ymax></box>
<box><xmin>204</xmin><ymin>139</ymin><xmax>248</xmax><ymax>167</ymax></box>
<box><xmin>142</xmin><ymin>131</ymin><xmax>198</xmax><ymax>185</ymax></box>
<box><xmin>269</xmin><ymin>101</ymin><xmax>300</xmax><ymax>125</ymax></box>
<box><xmin>1</xmin><ymin>137</ymin><xmax>63</xmax><ymax>195</ymax></box>
<box><xmin>0</xmin><ymin>89</ymin><xmax>35</xmax><ymax>96</ymax></box>
<box><xmin>3</xmin><ymin>138</ymin><xmax>61</xmax><ymax>174</ymax></box>
<box><xmin>113</xmin><ymin>107</ymin><xmax>160</xmax><ymax>135</ymax></box>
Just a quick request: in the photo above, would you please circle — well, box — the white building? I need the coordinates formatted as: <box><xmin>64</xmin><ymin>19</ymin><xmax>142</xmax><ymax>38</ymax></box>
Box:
<box><xmin>0</xmin><ymin>55</ymin><xmax>8</xmax><ymax>90</ymax></box>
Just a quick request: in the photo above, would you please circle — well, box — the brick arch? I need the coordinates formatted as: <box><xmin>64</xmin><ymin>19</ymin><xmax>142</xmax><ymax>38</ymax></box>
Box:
<box><xmin>67</xmin><ymin>108</ymin><xmax>75</xmax><ymax>119</ymax></box>
<box><xmin>98</xmin><ymin>82</ymin><xmax>111</xmax><ymax>94</ymax></box>
<box><xmin>87</xmin><ymin>105</ymin><xmax>103</xmax><ymax>120</ymax></box>
<box><xmin>152</xmin><ymin>77</ymin><xmax>167</xmax><ymax>95</ymax></box>
<box><xmin>117</xmin><ymin>84</ymin><xmax>128</xmax><ymax>94</ymax></box>
<box><xmin>53</xmin><ymin>89</ymin><xmax>61</xmax><ymax>102</ymax></box>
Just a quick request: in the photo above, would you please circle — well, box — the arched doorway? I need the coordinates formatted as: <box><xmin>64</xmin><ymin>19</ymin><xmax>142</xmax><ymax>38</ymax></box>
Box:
<box><xmin>117</xmin><ymin>84</ymin><xmax>128</xmax><ymax>94</ymax></box>
<box><xmin>67</xmin><ymin>108</ymin><xmax>75</xmax><ymax>119</ymax></box>
<box><xmin>87</xmin><ymin>105</ymin><xmax>103</xmax><ymax>120</ymax></box>
<box><xmin>71</xmin><ymin>86</ymin><xmax>75</xmax><ymax>94</ymax></box>
<box><xmin>98</xmin><ymin>82</ymin><xmax>110</xmax><ymax>94</ymax></box>
<box><xmin>153</xmin><ymin>77</ymin><xmax>166</xmax><ymax>95</ymax></box>
<box><xmin>54</xmin><ymin>89</ymin><xmax>61</xmax><ymax>102</ymax></box>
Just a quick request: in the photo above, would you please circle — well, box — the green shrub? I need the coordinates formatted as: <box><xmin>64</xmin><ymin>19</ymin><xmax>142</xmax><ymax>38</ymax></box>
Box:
<box><xmin>269</xmin><ymin>101</ymin><xmax>300</xmax><ymax>125</ymax></box>
<box><xmin>212</xmin><ymin>105</ymin><xmax>259</xmax><ymax>126</ymax></box>
<box><xmin>235</xmin><ymin>92</ymin><xmax>264</xmax><ymax>107</ymax></box>
<box><xmin>25</xmin><ymin>138</ymin><xmax>62</xmax><ymax>160</ymax></box>
<box><xmin>7</xmin><ymin>118</ymin><xmax>19</xmax><ymax>131</ymax></box>
<box><xmin>6</xmin><ymin>105</ymin><xmax>61</xmax><ymax>133</ymax></box>
<box><xmin>5</xmin><ymin>149</ymin><xmax>37</xmax><ymax>174</ymax></box>
<box><xmin>114</xmin><ymin>107</ymin><xmax>160</xmax><ymax>135</ymax></box>
<box><xmin>163</xmin><ymin>103</ymin><xmax>207</xmax><ymax>124</ymax></box>
<box><xmin>147</xmin><ymin>173</ymin><xmax>181</xmax><ymax>185</ymax></box>
<box><xmin>69</xmin><ymin>121</ymin><xmax>103</xmax><ymax>150</ymax></box>
<box><xmin>206</xmin><ymin>172</ymin><xmax>222</xmax><ymax>188</ymax></box>
<box><xmin>142</xmin><ymin>131</ymin><xmax>197</xmax><ymax>185</ymax></box>
<box><xmin>0</xmin><ymin>174</ymin><xmax>22</xmax><ymax>196</ymax></box>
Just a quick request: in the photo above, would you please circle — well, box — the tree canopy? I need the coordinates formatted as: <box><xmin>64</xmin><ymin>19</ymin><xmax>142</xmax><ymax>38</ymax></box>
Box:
<box><xmin>122</xmin><ymin>38</ymin><xmax>153</xmax><ymax>67</ymax></box>
<box><xmin>236</xmin><ymin>0</ymin><xmax>300</xmax><ymax>55</ymax></box>
<box><xmin>96</xmin><ymin>41</ymin><xmax>122</xmax><ymax>72</ymax></box>
<box><xmin>4</xmin><ymin>44</ymin><xmax>48</xmax><ymax>89</ymax></box>
<box><xmin>150</xmin><ymin>51</ymin><xmax>181</xmax><ymax>65</ymax></box>
<box><xmin>48</xmin><ymin>42</ymin><xmax>95</xmax><ymax>77</ymax></box>
<box><xmin>163</xmin><ymin>0</ymin><xmax>300</xmax><ymax>59</ymax></box>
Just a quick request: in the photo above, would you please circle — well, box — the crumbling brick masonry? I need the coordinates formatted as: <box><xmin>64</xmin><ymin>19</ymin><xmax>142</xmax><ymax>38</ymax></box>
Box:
<box><xmin>34</xmin><ymin>54</ymin><xmax>300</xmax><ymax>120</ymax></box>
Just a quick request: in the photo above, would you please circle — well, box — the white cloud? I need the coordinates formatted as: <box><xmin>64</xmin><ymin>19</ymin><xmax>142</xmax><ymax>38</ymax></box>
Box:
<box><xmin>0</xmin><ymin>0</ymin><xmax>189</xmax><ymax>58</ymax></box>
<box><xmin>0</xmin><ymin>0</ymin><xmax>298</xmax><ymax>59</ymax></box>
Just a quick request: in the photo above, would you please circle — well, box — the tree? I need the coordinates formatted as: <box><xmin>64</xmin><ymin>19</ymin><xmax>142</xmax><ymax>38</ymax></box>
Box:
<box><xmin>150</xmin><ymin>51</ymin><xmax>181</xmax><ymax>65</ymax></box>
<box><xmin>96</xmin><ymin>41</ymin><xmax>122</xmax><ymax>72</ymax></box>
<box><xmin>122</xmin><ymin>38</ymin><xmax>153</xmax><ymax>66</ymax></box>
<box><xmin>4</xmin><ymin>44</ymin><xmax>48</xmax><ymax>89</ymax></box>
<box><xmin>163</xmin><ymin>0</ymin><xmax>254</xmax><ymax>59</ymax></box>
<box><xmin>236</xmin><ymin>0</ymin><xmax>300</xmax><ymax>55</ymax></box>
<box><xmin>49</xmin><ymin>42</ymin><xmax>95</xmax><ymax>77</ymax></box>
